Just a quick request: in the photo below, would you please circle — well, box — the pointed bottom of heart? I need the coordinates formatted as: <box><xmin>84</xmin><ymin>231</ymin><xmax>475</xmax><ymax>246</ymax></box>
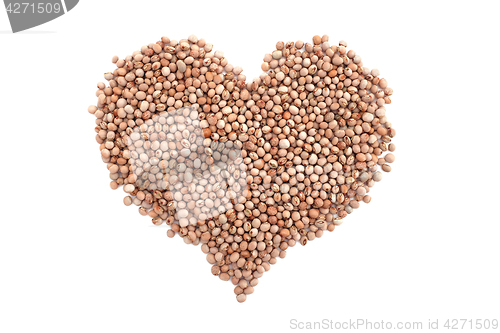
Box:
<box><xmin>167</xmin><ymin>217</ymin><xmax>342</xmax><ymax>303</ymax></box>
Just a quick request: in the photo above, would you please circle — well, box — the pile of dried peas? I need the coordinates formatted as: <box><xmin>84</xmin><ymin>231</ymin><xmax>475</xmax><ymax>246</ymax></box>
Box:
<box><xmin>88</xmin><ymin>34</ymin><xmax>395</xmax><ymax>303</ymax></box>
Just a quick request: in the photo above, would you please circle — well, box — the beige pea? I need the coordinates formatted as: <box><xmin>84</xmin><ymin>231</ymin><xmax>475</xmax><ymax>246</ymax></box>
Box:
<box><xmin>272</xmin><ymin>50</ymin><xmax>282</xmax><ymax>59</ymax></box>
<box><xmin>385</xmin><ymin>153</ymin><xmax>395</xmax><ymax>163</ymax></box>
<box><xmin>123</xmin><ymin>196</ymin><xmax>133</xmax><ymax>206</ymax></box>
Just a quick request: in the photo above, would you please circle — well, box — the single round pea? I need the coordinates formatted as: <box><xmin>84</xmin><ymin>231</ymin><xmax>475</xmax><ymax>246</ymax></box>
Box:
<box><xmin>373</xmin><ymin>171</ymin><xmax>383</xmax><ymax>182</ymax></box>
<box><xmin>385</xmin><ymin>153</ymin><xmax>395</xmax><ymax>163</ymax></box>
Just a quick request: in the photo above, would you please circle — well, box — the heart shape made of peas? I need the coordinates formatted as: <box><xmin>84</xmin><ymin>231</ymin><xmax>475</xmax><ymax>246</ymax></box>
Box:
<box><xmin>89</xmin><ymin>34</ymin><xmax>396</xmax><ymax>303</ymax></box>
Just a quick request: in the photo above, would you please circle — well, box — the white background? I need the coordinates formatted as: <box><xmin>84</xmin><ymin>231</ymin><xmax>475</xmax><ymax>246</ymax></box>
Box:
<box><xmin>1</xmin><ymin>1</ymin><xmax>499</xmax><ymax>332</ymax></box>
